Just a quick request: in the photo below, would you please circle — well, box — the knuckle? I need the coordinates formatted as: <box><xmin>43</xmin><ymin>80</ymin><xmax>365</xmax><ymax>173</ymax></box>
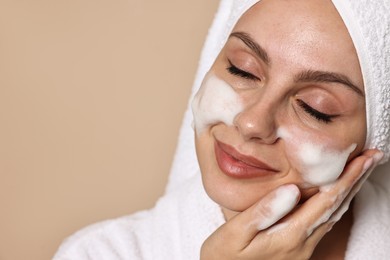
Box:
<box><xmin>253</xmin><ymin>203</ymin><xmax>272</xmax><ymax>219</ymax></box>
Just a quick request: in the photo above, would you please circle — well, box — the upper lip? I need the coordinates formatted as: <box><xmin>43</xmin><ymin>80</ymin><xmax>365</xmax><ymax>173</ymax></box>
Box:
<box><xmin>216</xmin><ymin>140</ymin><xmax>279</xmax><ymax>172</ymax></box>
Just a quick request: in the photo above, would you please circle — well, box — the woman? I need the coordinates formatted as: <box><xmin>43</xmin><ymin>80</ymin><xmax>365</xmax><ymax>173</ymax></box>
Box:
<box><xmin>55</xmin><ymin>0</ymin><xmax>390</xmax><ymax>259</ymax></box>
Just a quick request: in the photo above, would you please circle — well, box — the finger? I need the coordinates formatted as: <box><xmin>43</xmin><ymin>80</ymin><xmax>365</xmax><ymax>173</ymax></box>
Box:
<box><xmin>328</xmin><ymin>152</ymin><xmax>381</xmax><ymax>223</ymax></box>
<box><xmin>302</xmin><ymin>159</ymin><xmax>379</xmax><ymax>254</ymax></box>
<box><xmin>245</xmin><ymin>150</ymin><xmax>382</xmax><ymax>257</ymax></box>
<box><xmin>303</xmin><ymin>221</ymin><xmax>334</xmax><ymax>256</ymax></box>
<box><xmin>326</xmin><ymin>149</ymin><xmax>379</xmax><ymax>191</ymax></box>
<box><xmin>226</xmin><ymin>184</ymin><xmax>300</xmax><ymax>247</ymax></box>
<box><xmin>290</xmin><ymin>149</ymin><xmax>381</xmax><ymax>237</ymax></box>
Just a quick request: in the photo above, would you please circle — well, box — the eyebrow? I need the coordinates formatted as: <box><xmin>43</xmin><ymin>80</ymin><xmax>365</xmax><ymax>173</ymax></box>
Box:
<box><xmin>229</xmin><ymin>31</ymin><xmax>270</xmax><ymax>65</ymax></box>
<box><xmin>229</xmin><ymin>31</ymin><xmax>364</xmax><ymax>97</ymax></box>
<box><xmin>295</xmin><ymin>70</ymin><xmax>364</xmax><ymax>96</ymax></box>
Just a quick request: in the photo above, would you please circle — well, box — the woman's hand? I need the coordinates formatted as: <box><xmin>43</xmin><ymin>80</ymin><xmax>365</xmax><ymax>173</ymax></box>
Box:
<box><xmin>200</xmin><ymin>149</ymin><xmax>383</xmax><ymax>260</ymax></box>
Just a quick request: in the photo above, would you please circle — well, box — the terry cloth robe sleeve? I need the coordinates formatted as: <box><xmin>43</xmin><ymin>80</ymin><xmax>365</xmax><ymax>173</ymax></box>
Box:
<box><xmin>345</xmin><ymin>162</ymin><xmax>390</xmax><ymax>260</ymax></box>
<box><xmin>53</xmin><ymin>174</ymin><xmax>225</xmax><ymax>260</ymax></box>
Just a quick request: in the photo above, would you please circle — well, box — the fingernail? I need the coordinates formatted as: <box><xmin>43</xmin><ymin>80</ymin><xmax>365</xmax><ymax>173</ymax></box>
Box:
<box><xmin>373</xmin><ymin>151</ymin><xmax>384</xmax><ymax>164</ymax></box>
<box><xmin>362</xmin><ymin>157</ymin><xmax>374</xmax><ymax>173</ymax></box>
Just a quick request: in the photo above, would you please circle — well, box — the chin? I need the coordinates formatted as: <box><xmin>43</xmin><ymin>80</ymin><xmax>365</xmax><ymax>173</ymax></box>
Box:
<box><xmin>200</xmin><ymin>170</ymin><xmax>274</xmax><ymax>212</ymax></box>
<box><xmin>204</xmin><ymin>189</ymin><xmax>257</xmax><ymax>213</ymax></box>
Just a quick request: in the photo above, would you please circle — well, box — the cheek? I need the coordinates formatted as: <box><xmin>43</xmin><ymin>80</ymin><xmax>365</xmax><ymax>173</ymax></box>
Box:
<box><xmin>191</xmin><ymin>73</ymin><xmax>243</xmax><ymax>134</ymax></box>
<box><xmin>277</xmin><ymin>127</ymin><xmax>357</xmax><ymax>187</ymax></box>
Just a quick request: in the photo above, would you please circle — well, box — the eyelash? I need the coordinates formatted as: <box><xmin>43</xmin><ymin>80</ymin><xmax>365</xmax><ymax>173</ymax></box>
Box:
<box><xmin>226</xmin><ymin>60</ymin><xmax>260</xmax><ymax>81</ymax></box>
<box><xmin>226</xmin><ymin>60</ymin><xmax>336</xmax><ymax>124</ymax></box>
<box><xmin>297</xmin><ymin>99</ymin><xmax>337</xmax><ymax>123</ymax></box>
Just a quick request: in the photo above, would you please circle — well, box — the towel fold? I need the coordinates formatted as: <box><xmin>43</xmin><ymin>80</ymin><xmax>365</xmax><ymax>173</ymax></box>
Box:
<box><xmin>331</xmin><ymin>0</ymin><xmax>390</xmax><ymax>163</ymax></box>
<box><xmin>346</xmin><ymin>163</ymin><xmax>390</xmax><ymax>259</ymax></box>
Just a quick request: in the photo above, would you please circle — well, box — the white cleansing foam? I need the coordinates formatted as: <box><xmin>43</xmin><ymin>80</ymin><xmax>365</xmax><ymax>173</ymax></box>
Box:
<box><xmin>298</xmin><ymin>142</ymin><xmax>356</xmax><ymax>186</ymax></box>
<box><xmin>277</xmin><ymin>127</ymin><xmax>356</xmax><ymax>187</ymax></box>
<box><xmin>191</xmin><ymin>73</ymin><xmax>243</xmax><ymax>135</ymax></box>
<box><xmin>257</xmin><ymin>184</ymin><xmax>299</xmax><ymax>230</ymax></box>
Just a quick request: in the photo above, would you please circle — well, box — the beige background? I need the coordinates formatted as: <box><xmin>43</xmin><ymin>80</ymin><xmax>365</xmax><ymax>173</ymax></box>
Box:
<box><xmin>0</xmin><ymin>1</ymin><xmax>218</xmax><ymax>259</ymax></box>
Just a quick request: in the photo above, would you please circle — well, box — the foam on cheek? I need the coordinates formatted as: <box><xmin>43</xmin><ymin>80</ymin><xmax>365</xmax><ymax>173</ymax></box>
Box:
<box><xmin>277</xmin><ymin>127</ymin><xmax>357</xmax><ymax>187</ymax></box>
<box><xmin>299</xmin><ymin>142</ymin><xmax>356</xmax><ymax>186</ymax></box>
<box><xmin>191</xmin><ymin>74</ymin><xmax>243</xmax><ymax>135</ymax></box>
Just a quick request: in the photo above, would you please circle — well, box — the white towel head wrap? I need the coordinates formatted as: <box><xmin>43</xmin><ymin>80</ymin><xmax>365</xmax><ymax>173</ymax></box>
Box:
<box><xmin>331</xmin><ymin>0</ymin><xmax>390</xmax><ymax>164</ymax></box>
<box><xmin>166</xmin><ymin>0</ymin><xmax>390</xmax><ymax>192</ymax></box>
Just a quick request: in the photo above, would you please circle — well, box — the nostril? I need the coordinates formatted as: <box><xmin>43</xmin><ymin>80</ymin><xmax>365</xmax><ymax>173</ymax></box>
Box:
<box><xmin>260</xmin><ymin>133</ymin><xmax>279</xmax><ymax>145</ymax></box>
<box><xmin>245</xmin><ymin>130</ymin><xmax>278</xmax><ymax>144</ymax></box>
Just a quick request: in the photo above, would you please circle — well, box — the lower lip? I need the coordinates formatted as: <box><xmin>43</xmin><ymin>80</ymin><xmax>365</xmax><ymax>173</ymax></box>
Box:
<box><xmin>214</xmin><ymin>141</ymin><xmax>277</xmax><ymax>179</ymax></box>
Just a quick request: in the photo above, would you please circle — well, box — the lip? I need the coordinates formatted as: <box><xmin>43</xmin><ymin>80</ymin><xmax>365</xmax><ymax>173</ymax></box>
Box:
<box><xmin>214</xmin><ymin>140</ymin><xmax>279</xmax><ymax>179</ymax></box>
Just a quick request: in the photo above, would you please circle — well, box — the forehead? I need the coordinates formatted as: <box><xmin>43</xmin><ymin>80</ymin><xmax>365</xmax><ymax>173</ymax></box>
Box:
<box><xmin>230</xmin><ymin>0</ymin><xmax>364</xmax><ymax>91</ymax></box>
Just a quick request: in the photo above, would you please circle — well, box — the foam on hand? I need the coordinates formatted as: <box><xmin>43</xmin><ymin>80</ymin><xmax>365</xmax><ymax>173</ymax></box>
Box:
<box><xmin>191</xmin><ymin>73</ymin><xmax>243</xmax><ymax>135</ymax></box>
<box><xmin>257</xmin><ymin>184</ymin><xmax>299</xmax><ymax>230</ymax></box>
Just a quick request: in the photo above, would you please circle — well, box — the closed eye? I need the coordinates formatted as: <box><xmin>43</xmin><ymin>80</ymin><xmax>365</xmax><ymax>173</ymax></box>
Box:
<box><xmin>226</xmin><ymin>60</ymin><xmax>260</xmax><ymax>81</ymax></box>
<box><xmin>297</xmin><ymin>99</ymin><xmax>338</xmax><ymax>123</ymax></box>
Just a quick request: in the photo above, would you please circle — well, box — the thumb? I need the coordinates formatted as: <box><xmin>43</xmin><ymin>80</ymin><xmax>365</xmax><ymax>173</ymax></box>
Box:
<box><xmin>227</xmin><ymin>184</ymin><xmax>300</xmax><ymax>247</ymax></box>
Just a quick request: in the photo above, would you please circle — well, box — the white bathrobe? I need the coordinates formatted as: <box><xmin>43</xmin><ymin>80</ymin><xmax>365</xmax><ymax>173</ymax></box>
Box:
<box><xmin>54</xmin><ymin>174</ymin><xmax>225</xmax><ymax>260</ymax></box>
<box><xmin>54</xmin><ymin>164</ymin><xmax>390</xmax><ymax>260</ymax></box>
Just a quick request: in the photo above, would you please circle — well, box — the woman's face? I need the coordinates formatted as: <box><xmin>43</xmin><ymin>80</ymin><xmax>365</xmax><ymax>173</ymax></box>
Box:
<box><xmin>193</xmin><ymin>0</ymin><xmax>366</xmax><ymax>216</ymax></box>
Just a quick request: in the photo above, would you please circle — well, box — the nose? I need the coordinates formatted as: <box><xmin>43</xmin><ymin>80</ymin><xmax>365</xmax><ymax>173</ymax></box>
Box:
<box><xmin>233</xmin><ymin>98</ymin><xmax>279</xmax><ymax>144</ymax></box>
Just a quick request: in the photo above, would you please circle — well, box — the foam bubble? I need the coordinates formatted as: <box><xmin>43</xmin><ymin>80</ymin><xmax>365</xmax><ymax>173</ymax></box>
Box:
<box><xmin>277</xmin><ymin>127</ymin><xmax>356</xmax><ymax>186</ymax></box>
<box><xmin>257</xmin><ymin>185</ymin><xmax>299</xmax><ymax>230</ymax></box>
<box><xmin>191</xmin><ymin>73</ymin><xmax>243</xmax><ymax>134</ymax></box>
